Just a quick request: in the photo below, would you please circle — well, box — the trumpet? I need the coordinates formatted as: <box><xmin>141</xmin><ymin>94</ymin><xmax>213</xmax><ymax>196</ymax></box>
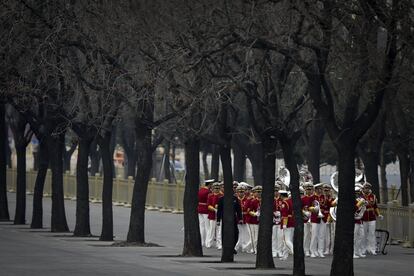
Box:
<box><xmin>313</xmin><ymin>200</ymin><xmax>325</xmax><ymax>219</ymax></box>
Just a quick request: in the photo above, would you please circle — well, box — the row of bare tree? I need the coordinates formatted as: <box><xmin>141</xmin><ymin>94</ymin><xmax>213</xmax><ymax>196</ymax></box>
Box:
<box><xmin>1</xmin><ymin>1</ymin><xmax>413</xmax><ymax>276</ymax></box>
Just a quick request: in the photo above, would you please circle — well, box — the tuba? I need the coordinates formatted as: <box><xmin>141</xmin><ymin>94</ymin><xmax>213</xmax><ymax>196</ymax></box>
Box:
<box><xmin>278</xmin><ymin>166</ymin><xmax>291</xmax><ymax>188</ymax></box>
<box><xmin>330</xmin><ymin>169</ymin><xmax>365</xmax><ymax>194</ymax></box>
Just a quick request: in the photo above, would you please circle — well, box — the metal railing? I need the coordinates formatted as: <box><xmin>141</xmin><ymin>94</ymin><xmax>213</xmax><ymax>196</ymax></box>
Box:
<box><xmin>6</xmin><ymin>168</ymin><xmax>414</xmax><ymax>245</ymax></box>
<box><xmin>6</xmin><ymin>168</ymin><xmax>184</xmax><ymax>214</ymax></box>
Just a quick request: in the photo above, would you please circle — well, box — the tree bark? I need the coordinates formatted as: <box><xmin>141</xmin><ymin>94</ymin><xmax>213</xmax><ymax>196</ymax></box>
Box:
<box><xmin>379</xmin><ymin>143</ymin><xmax>388</xmax><ymax>203</ymax></box>
<box><xmin>74</xmin><ymin>137</ymin><xmax>92</xmax><ymax>236</ymax></box>
<box><xmin>249</xmin><ymin>143</ymin><xmax>264</xmax><ymax>185</ymax></box>
<box><xmin>202</xmin><ymin>150</ymin><xmax>210</xmax><ymax>180</ymax></box>
<box><xmin>163</xmin><ymin>141</ymin><xmax>172</xmax><ymax>182</ymax></box>
<box><xmin>233</xmin><ymin>146</ymin><xmax>246</xmax><ymax>182</ymax></box>
<box><xmin>397</xmin><ymin>151</ymin><xmax>409</xmax><ymax>206</ymax></box>
<box><xmin>361</xmin><ymin>152</ymin><xmax>380</xmax><ymax>201</ymax></box>
<box><xmin>330</xmin><ymin>145</ymin><xmax>356</xmax><ymax>276</ymax></box>
<box><xmin>281</xmin><ymin>137</ymin><xmax>305</xmax><ymax>276</ymax></box>
<box><xmin>256</xmin><ymin>137</ymin><xmax>276</xmax><ymax>268</ymax></box>
<box><xmin>211</xmin><ymin>145</ymin><xmax>220</xmax><ymax>180</ymax></box>
<box><xmin>127</xmin><ymin>125</ymin><xmax>152</xmax><ymax>243</ymax></box>
<box><xmin>306</xmin><ymin>117</ymin><xmax>325</xmax><ymax>183</ymax></box>
<box><xmin>89</xmin><ymin>141</ymin><xmax>101</xmax><ymax>176</ymax></box>
<box><xmin>0</xmin><ymin>102</ymin><xmax>9</xmax><ymax>221</ymax></box>
<box><xmin>220</xmin><ymin>144</ymin><xmax>235</xmax><ymax>262</ymax></box>
<box><xmin>30</xmin><ymin>140</ymin><xmax>48</xmax><ymax>228</ymax></box>
<box><xmin>98</xmin><ymin>132</ymin><xmax>114</xmax><ymax>241</ymax></box>
<box><xmin>48</xmin><ymin>133</ymin><xmax>69</xmax><ymax>232</ymax></box>
<box><xmin>182</xmin><ymin>137</ymin><xmax>203</xmax><ymax>256</ymax></box>
<box><xmin>14</xmin><ymin>145</ymin><xmax>26</xmax><ymax>225</ymax></box>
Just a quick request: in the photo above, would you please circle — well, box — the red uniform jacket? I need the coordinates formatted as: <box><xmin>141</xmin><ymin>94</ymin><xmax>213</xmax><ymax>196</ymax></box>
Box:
<box><xmin>238</xmin><ymin>196</ymin><xmax>249</xmax><ymax>224</ymax></box>
<box><xmin>362</xmin><ymin>193</ymin><xmax>378</xmax><ymax>222</ymax></box>
<box><xmin>273</xmin><ymin>197</ymin><xmax>283</xmax><ymax>225</ymax></box>
<box><xmin>301</xmin><ymin>195</ymin><xmax>314</xmax><ymax>223</ymax></box>
<box><xmin>247</xmin><ymin>197</ymin><xmax>261</xmax><ymax>225</ymax></box>
<box><xmin>281</xmin><ymin>198</ymin><xmax>295</xmax><ymax>228</ymax></box>
<box><xmin>207</xmin><ymin>193</ymin><xmax>222</xmax><ymax>220</ymax></box>
<box><xmin>310</xmin><ymin>194</ymin><xmax>325</xmax><ymax>223</ymax></box>
<box><xmin>320</xmin><ymin>196</ymin><xmax>333</xmax><ymax>223</ymax></box>
<box><xmin>197</xmin><ymin>187</ymin><xmax>210</xmax><ymax>214</ymax></box>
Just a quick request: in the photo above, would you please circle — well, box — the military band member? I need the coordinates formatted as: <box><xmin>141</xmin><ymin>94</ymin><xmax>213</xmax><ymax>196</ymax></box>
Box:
<box><xmin>310</xmin><ymin>183</ymin><xmax>326</xmax><ymax>258</ymax></box>
<box><xmin>235</xmin><ymin>185</ymin><xmax>251</xmax><ymax>253</ymax></box>
<box><xmin>206</xmin><ymin>183</ymin><xmax>222</xmax><ymax>248</ymax></box>
<box><xmin>272</xmin><ymin>182</ymin><xmax>283</xmax><ymax>258</ymax></box>
<box><xmin>279</xmin><ymin>190</ymin><xmax>294</xmax><ymax>261</ymax></box>
<box><xmin>322</xmin><ymin>183</ymin><xmax>335</xmax><ymax>255</ymax></box>
<box><xmin>198</xmin><ymin>179</ymin><xmax>214</xmax><ymax>246</ymax></box>
<box><xmin>246</xmin><ymin>185</ymin><xmax>262</xmax><ymax>254</ymax></box>
<box><xmin>301</xmin><ymin>182</ymin><xmax>314</xmax><ymax>257</ymax></box>
<box><xmin>354</xmin><ymin>186</ymin><xmax>366</xmax><ymax>259</ymax></box>
<box><xmin>362</xmin><ymin>182</ymin><xmax>382</xmax><ymax>255</ymax></box>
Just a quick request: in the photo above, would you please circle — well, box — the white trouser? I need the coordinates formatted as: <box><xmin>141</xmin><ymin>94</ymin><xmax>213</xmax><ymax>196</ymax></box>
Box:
<box><xmin>272</xmin><ymin>225</ymin><xmax>283</xmax><ymax>256</ymax></box>
<box><xmin>198</xmin><ymin>214</ymin><xmax>208</xmax><ymax>246</ymax></box>
<box><xmin>216</xmin><ymin>223</ymin><xmax>222</xmax><ymax>249</ymax></box>
<box><xmin>205</xmin><ymin>219</ymin><xmax>217</xmax><ymax>248</ymax></box>
<box><xmin>363</xmin><ymin>220</ymin><xmax>376</xmax><ymax>254</ymax></box>
<box><xmin>310</xmin><ymin>222</ymin><xmax>326</xmax><ymax>256</ymax></box>
<box><xmin>324</xmin><ymin>223</ymin><xmax>332</xmax><ymax>254</ymax></box>
<box><xmin>281</xmin><ymin>227</ymin><xmax>294</xmax><ymax>258</ymax></box>
<box><xmin>303</xmin><ymin>222</ymin><xmax>312</xmax><ymax>255</ymax></box>
<box><xmin>354</xmin><ymin>223</ymin><xmax>364</xmax><ymax>256</ymax></box>
<box><xmin>236</xmin><ymin>224</ymin><xmax>250</xmax><ymax>252</ymax></box>
<box><xmin>247</xmin><ymin>224</ymin><xmax>259</xmax><ymax>253</ymax></box>
<box><xmin>330</xmin><ymin>222</ymin><xmax>336</xmax><ymax>254</ymax></box>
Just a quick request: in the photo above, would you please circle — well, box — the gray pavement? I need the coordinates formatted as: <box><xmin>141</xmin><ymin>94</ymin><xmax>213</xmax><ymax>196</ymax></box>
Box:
<box><xmin>1</xmin><ymin>193</ymin><xmax>413</xmax><ymax>276</ymax></box>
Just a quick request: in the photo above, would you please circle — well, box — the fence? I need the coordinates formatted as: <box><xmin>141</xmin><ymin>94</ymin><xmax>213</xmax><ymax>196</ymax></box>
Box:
<box><xmin>6</xmin><ymin>168</ymin><xmax>185</xmax><ymax>214</ymax></box>
<box><xmin>5</xmin><ymin>168</ymin><xmax>414</xmax><ymax>245</ymax></box>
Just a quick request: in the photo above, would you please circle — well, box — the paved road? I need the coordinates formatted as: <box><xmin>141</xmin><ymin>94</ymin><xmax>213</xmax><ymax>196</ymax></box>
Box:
<box><xmin>1</xmin><ymin>193</ymin><xmax>413</xmax><ymax>276</ymax></box>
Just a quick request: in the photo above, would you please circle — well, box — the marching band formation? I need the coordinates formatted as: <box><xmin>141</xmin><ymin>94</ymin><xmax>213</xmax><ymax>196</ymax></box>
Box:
<box><xmin>197</xmin><ymin>168</ymin><xmax>383</xmax><ymax>260</ymax></box>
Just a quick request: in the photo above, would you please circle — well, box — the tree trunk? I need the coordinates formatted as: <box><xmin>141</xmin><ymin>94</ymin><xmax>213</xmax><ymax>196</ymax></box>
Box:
<box><xmin>330</xmin><ymin>145</ymin><xmax>356</xmax><ymax>276</ymax></box>
<box><xmin>74</xmin><ymin>137</ymin><xmax>92</xmax><ymax>237</ymax></box>
<box><xmin>182</xmin><ymin>137</ymin><xmax>203</xmax><ymax>256</ymax></box>
<box><xmin>0</xmin><ymin>102</ymin><xmax>9</xmax><ymax>221</ymax></box>
<box><xmin>306</xmin><ymin>117</ymin><xmax>325</xmax><ymax>183</ymax></box>
<box><xmin>256</xmin><ymin>137</ymin><xmax>276</xmax><ymax>269</ymax></box>
<box><xmin>89</xmin><ymin>141</ymin><xmax>101</xmax><ymax>176</ymax></box>
<box><xmin>233</xmin><ymin>146</ymin><xmax>246</xmax><ymax>182</ymax></box>
<box><xmin>163</xmin><ymin>142</ymin><xmax>172</xmax><ymax>182</ymax></box>
<box><xmin>202</xmin><ymin>150</ymin><xmax>210</xmax><ymax>180</ymax></box>
<box><xmin>380</xmin><ymin>143</ymin><xmax>388</xmax><ymax>203</ymax></box>
<box><xmin>127</xmin><ymin>125</ymin><xmax>152</xmax><ymax>243</ymax></box>
<box><xmin>14</xmin><ymin>145</ymin><xmax>26</xmax><ymax>225</ymax></box>
<box><xmin>220</xmin><ymin>144</ymin><xmax>235</xmax><ymax>262</ymax></box>
<box><xmin>249</xmin><ymin>143</ymin><xmax>264</xmax><ymax>186</ymax></box>
<box><xmin>410</xmin><ymin>143</ymin><xmax>414</xmax><ymax>203</ymax></box>
<box><xmin>211</xmin><ymin>145</ymin><xmax>220</xmax><ymax>180</ymax></box>
<box><xmin>48</xmin><ymin>133</ymin><xmax>69</xmax><ymax>232</ymax></box>
<box><xmin>30</xmin><ymin>140</ymin><xmax>48</xmax><ymax>228</ymax></box>
<box><xmin>125</xmin><ymin>148</ymin><xmax>137</xmax><ymax>179</ymax></box>
<box><xmin>281</xmin><ymin>137</ymin><xmax>305</xmax><ymax>276</ymax></box>
<box><xmin>397</xmin><ymin>152</ymin><xmax>409</xmax><ymax>206</ymax></box>
<box><xmin>99</xmin><ymin>133</ymin><xmax>114</xmax><ymax>241</ymax></box>
<box><xmin>361</xmin><ymin>152</ymin><xmax>380</xmax><ymax>201</ymax></box>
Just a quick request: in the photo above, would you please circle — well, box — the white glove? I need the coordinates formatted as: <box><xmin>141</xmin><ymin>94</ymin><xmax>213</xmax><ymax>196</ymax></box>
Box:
<box><xmin>378</xmin><ymin>214</ymin><xmax>384</xmax><ymax>220</ymax></box>
<box><xmin>256</xmin><ymin>211</ymin><xmax>260</xmax><ymax>217</ymax></box>
<box><xmin>282</xmin><ymin>224</ymin><xmax>287</xmax><ymax>230</ymax></box>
